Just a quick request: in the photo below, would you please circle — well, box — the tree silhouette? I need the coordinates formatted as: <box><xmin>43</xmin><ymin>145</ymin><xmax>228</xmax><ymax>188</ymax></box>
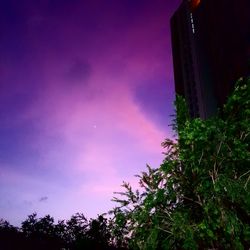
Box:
<box><xmin>0</xmin><ymin>219</ymin><xmax>23</xmax><ymax>250</ymax></box>
<box><xmin>0</xmin><ymin>213</ymin><xmax>128</xmax><ymax>250</ymax></box>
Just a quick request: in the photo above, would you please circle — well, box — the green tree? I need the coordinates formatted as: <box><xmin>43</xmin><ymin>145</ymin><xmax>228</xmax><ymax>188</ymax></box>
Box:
<box><xmin>110</xmin><ymin>77</ymin><xmax>250</xmax><ymax>249</ymax></box>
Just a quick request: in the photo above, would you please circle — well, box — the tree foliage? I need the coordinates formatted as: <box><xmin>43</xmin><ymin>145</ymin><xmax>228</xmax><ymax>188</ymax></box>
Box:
<box><xmin>110</xmin><ymin>77</ymin><xmax>250</xmax><ymax>249</ymax></box>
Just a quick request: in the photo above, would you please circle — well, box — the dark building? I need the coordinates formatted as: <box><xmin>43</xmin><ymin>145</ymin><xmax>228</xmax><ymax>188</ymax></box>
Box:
<box><xmin>171</xmin><ymin>0</ymin><xmax>250</xmax><ymax>118</ymax></box>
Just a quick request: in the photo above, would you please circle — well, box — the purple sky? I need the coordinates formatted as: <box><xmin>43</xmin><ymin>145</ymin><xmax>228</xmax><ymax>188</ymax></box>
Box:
<box><xmin>0</xmin><ymin>0</ymin><xmax>180</xmax><ymax>225</ymax></box>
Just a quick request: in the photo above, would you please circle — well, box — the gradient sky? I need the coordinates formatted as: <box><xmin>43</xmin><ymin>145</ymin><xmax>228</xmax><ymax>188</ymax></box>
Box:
<box><xmin>0</xmin><ymin>0</ymin><xmax>181</xmax><ymax>225</ymax></box>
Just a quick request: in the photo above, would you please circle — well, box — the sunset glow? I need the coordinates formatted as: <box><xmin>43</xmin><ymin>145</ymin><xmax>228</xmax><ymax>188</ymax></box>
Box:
<box><xmin>0</xmin><ymin>0</ymin><xmax>181</xmax><ymax>225</ymax></box>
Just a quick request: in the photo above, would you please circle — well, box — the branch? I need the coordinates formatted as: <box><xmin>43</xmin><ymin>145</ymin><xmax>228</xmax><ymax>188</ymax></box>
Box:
<box><xmin>244</xmin><ymin>175</ymin><xmax>250</xmax><ymax>189</ymax></box>
<box><xmin>239</xmin><ymin>169</ymin><xmax>250</xmax><ymax>179</ymax></box>
<box><xmin>183</xmin><ymin>196</ymin><xmax>202</xmax><ymax>206</ymax></box>
<box><xmin>198</xmin><ymin>150</ymin><xmax>204</xmax><ymax>165</ymax></box>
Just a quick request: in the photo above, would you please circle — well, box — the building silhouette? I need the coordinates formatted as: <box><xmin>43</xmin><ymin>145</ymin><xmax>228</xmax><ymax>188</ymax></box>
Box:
<box><xmin>171</xmin><ymin>0</ymin><xmax>250</xmax><ymax>118</ymax></box>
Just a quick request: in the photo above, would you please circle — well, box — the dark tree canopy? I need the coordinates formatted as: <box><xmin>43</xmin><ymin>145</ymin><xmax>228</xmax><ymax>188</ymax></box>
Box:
<box><xmin>0</xmin><ymin>213</ymin><xmax>123</xmax><ymax>250</ymax></box>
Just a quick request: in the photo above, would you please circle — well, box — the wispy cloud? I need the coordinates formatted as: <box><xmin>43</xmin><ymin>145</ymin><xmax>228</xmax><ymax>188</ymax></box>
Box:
<box><xmin>39</xmin><ymin>196</ymin><xmax>48</xmax><ymax>202</ymax></box>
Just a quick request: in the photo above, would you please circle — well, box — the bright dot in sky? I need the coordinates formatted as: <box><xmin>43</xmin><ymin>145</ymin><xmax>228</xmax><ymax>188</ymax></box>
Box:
<box><xmin>93</xmin><ymin>125</ymin><xmax>97</xmax><ymax>129</ymax></box>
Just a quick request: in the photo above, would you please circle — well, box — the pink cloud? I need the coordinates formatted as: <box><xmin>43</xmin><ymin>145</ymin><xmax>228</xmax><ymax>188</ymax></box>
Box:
<box><xmin>0</xmin><ymin>0</ymin><xmax>179</xmax><ymax>224</ymax></box>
